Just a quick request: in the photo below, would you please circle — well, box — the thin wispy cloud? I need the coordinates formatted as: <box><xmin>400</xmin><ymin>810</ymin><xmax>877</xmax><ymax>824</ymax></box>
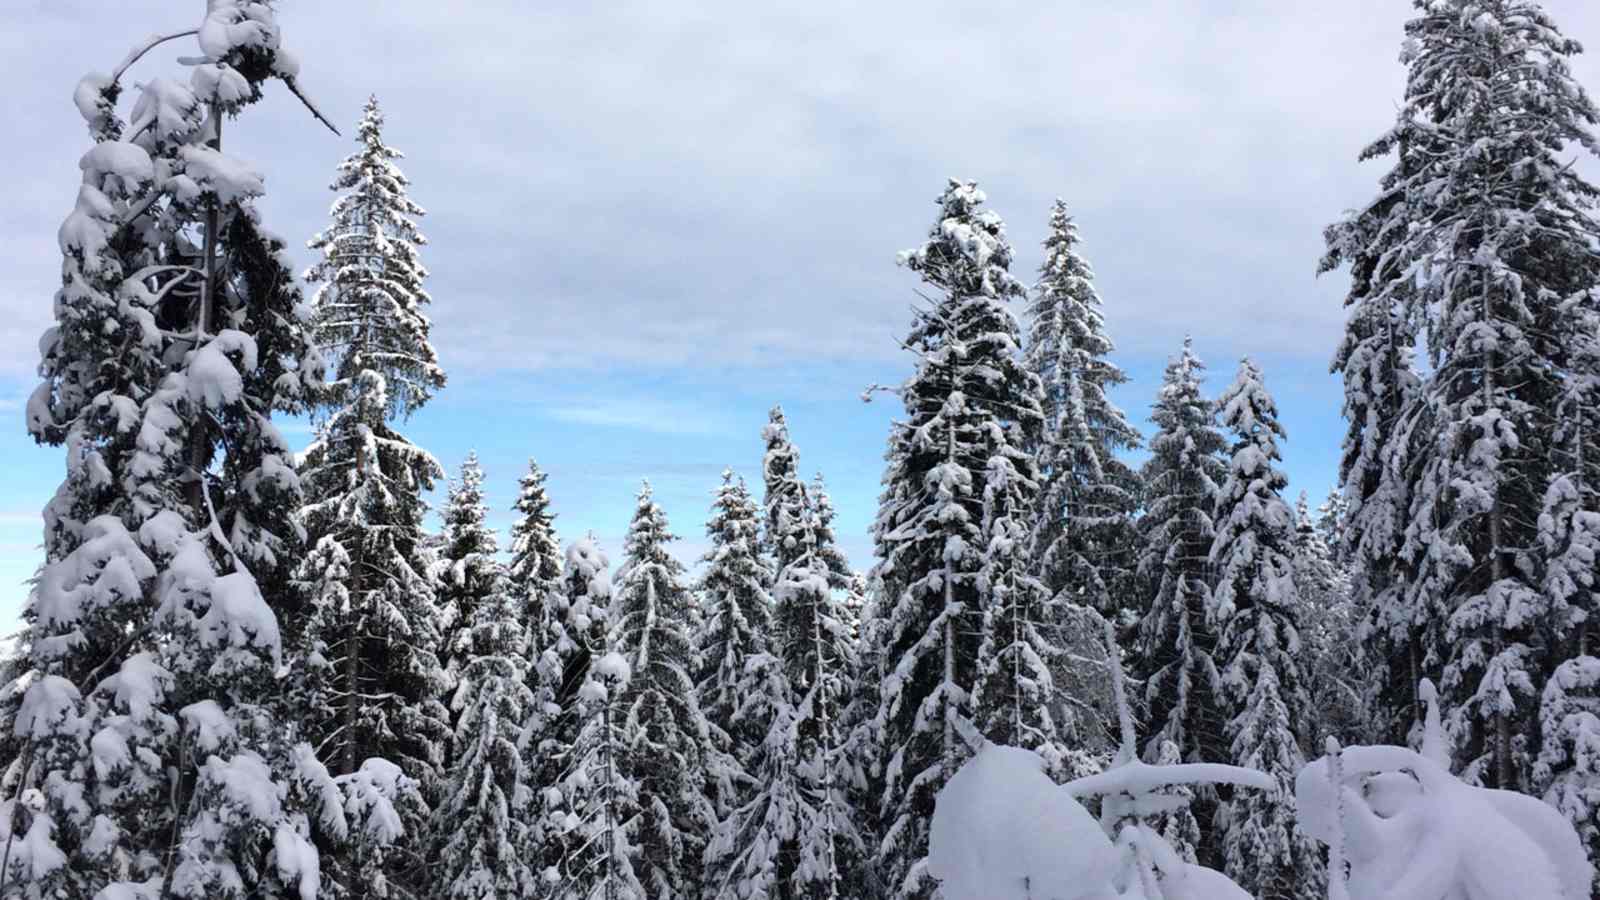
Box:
<box><xmin>544</xmin><ymin>400</ymin><xmax>734</xmax><ymax>437</ymax></box>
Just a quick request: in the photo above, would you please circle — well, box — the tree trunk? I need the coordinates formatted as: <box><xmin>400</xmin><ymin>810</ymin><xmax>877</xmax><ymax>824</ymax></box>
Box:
<box><xmin>187</xmin><ymin>104</ymin><xmax>222</xmax><ymax>520</ymax></box>
<box><xmin>1481</xmin><ymin>260</ymin><xmax>1514</xmax><ymax>790</ymax></box>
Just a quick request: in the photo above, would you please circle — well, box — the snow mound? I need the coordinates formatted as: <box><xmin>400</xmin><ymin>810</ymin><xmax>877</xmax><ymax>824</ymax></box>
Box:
<box><xmin>1297</xmin><ymin>744</ymin><xmax>1592</xmax><ymax>900</ymax></box>
<box><xmin>929</xmin><ymin>744</ymin><xmax>1119</xmax><ymax>900</ymax></box>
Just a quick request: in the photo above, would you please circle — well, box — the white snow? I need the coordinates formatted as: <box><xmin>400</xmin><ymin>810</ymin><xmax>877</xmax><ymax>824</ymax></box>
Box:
<box><xmin>175</xmin><ymin>145</ymin><xmax>265</xmax><ymax>204</ymax></box>
<box><xmin>273</xmin><ymin>822</ymin><xmax>322</xmax><ymax>900</ymax></box>
<box><xmin>203</xmin><ymin>750</ymin><xmax>282</xmax><ymax>825</ymax></box>
<box><xmin>190</xmin><ymin>62</ymin><xmax>253</xmax><ymax>106</ymax></box>
<box><xmin>336</xmin><ymin>757</ymin><xmax>409</xmax><ymax>845</ymax></box>
<box><xmin>97</xmin><ymin>652</ymin><xmax>173</xmax><ymax>720</ymax></box>
<box><xmin>15</xmin><ymin>676</ymin><xmax>81</xmax><ymax>740</ymax></box>
<box><xmin>73</xmin><ymin>73</ymin><xmax>112</xmax><ymax>123</ymax></box>
<box><xmin>197</xmin><ymin>0</ymin><xmax>278</xmax><ymax>60</ymax></box>
<box><xmin>929</xmin><ymin>744</ymin><xmax>1118</xmax><ymax>900</ymax></box>
<box><xmin>180</xmin><ymin>699</ymin><xmax>237</xmax><ymax>752</ymax></box>
<box><xmin>1063</xmin><ymin>760</ymin><xmax>1273</xmax><ymax>801</ymax></box>
<box><xmin>930</xmin><ymin>743</ymin><xmax>1271</xmax><ymax>900</ymax></box>
<box><xmin>593</xmin><ymin>650</ymin><xmax>632</xmax><ymax>684</ymax></box>
<box><xmin>185</xmin><ymin>330</ymin><xmax>258</xmax><ymax>410</ymax></box>
<box><xmin>80</xmin><ymin>141</ymin><xmax>154</xmax><ymax>184</ymax></box>
<box><xmin>1297</xmin><ymin>743</ymin><xmax>1593</xmax><ymax>900</ymax></box>
<box><xmin>129</xmin><ymin>76</ymin><xmax>200</xmax><ymax>142</ymax></box>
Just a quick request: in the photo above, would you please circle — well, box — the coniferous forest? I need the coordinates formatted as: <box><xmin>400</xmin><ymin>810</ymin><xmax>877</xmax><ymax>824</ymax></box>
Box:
<box><xmin>7</xmin><ymin>2</ymin><xmax>1600</xmax><ymax>899</ymax></box>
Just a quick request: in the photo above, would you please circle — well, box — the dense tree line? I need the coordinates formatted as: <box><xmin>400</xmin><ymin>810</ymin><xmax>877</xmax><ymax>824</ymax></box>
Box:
<box><xmin>5</xmin><ymin>1</ymin><xmax>1600</xmax><ymax>898</ymax></box>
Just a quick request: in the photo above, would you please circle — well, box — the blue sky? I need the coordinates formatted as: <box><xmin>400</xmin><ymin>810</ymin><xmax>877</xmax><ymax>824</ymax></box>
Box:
<box><xmin>3</xmin><ymin>0</ymin><xmax>1599</xmax><ymax>626</ymax></box>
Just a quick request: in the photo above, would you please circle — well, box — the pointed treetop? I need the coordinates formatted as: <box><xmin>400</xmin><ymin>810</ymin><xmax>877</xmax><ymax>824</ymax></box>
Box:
<box><xmin>1038</xmin><ymin>198</ymin><xmax>1094</xmax><ymax>284</ymax></box>
<box><xmin>622</xmin><ymin>479</ymin><xmax>680</xmax><ymax>565</ymax></box>
<box><xmin>1151</xmin><ymin>338</ymin><xmax>1214</xmax><ymax>428</ymax></box>
<box><xmin>1218</xmin><ymin>357</ymin><xmax>1286</xmax><ymax>456</ymax></box>
<box><xmin>513</xmin><ymin>457</ymin><xmax>554</xmax><ymax>511</ymax></box>
<box><xmin>447</xmin><ymin>450</ymin><xmax>487</xmax><ymax>507</ymax></box>
<box><xmin>899</xmin><ymin>178</ymin><xmax>1026</xmax><ymax>301</ymax></box>
<box><xmin>507</xmin><ymin>455</ymin><xmax>561</xmax><ymax>605</ymax></box>
<box><xmin>359</xmin><ymin>94</ymin><xmax>383</xmax><ymax>133</ymax></box>
<box><xmin>305</xmin><ymin>93</ymin><xmax>439</xmax><ymax>420</ymax></box>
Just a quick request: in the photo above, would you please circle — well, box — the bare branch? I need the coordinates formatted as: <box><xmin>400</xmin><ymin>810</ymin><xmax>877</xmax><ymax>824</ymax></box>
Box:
<box><xmin>282</xmin><ymin>77</ymin><xmax>342</xmax><ymax>136</ymax></box>
<box><xmin>112</xmin><ymin>29</ymin><xmax>200</xmax><ymax>84</ymax></box>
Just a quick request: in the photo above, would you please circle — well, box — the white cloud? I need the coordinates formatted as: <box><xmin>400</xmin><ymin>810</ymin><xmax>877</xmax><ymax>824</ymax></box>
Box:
<box><xmin>2</xmin><ymin>1</ymin><xmax>1599</xmax><ymax>378</ymax></box>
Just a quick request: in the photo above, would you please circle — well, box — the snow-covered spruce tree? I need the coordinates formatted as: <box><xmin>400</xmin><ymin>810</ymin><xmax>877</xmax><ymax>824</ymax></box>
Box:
<box><xmin>693</xmin><ymin>472</ymin><xmax>774</xmax><ymax>834</ymax></box>
<box><xmin>506</xmin><ymin>457</ymin><xmax>570</xmax><ymax>855</ymax></box>
<box><xmin>429</xmin><ymin>583</ymin><xmax>538</xmax><ymax>900</ymax></box>
<box><xmin>1015</xmin><ymin>202</ymin><xmax>1130</xmax><ymax>772</ymax></box>
<box><xmin>434</xmin><ymin>453</ymin><xmax>504</xmax><ymax>697</ymax></box>
<box><xmin>304</xmin><ymin>95</ymin><xmax>438</xmax><ymax>418</ymax></box>
<box><xmin>863</xmin><ymin>179</ymin><xmax>1042</xmax><ymax>900</ymax></box>
<box><xmin>1292</xmin><ymin>493</ymin><xmax>1364</xmax><ymax>746</ymax></box>
<box><xmin>808</xmin><ymin>474</ymin><xmax>858</xmax><ymax>592</ymax></box>
<box><xmin>970</xmin><ymin>407</ymin><xmax>1073</xmax><ymax>780</ymax></box>
<box><xmin>1379</xmin><ymin>0</ymin><xmax>1600</xmax><ymax>788</ymax></box>
<box><xmin>1133</xmin><ymin>339</ymin><xmax>1228</xmax><ymax>766</ymax></box>
<box><xmin>784</xmin><ymin>495</ymin><xmax>865</xmax><ymax>888</ymax></box>
<box><xmin>541</xmin><ymin>537</ymin><xmax>645</xmax><ymax>900</ymax></box>
<box><xmin>613</xmin><ymin>483</ymin><xmax>712</xmax><ymax>900</ymax></box>
<box><xmin>1313</xmin><ymin>488</ymin><xmax>1351</xmax><ymax>570</ymax></box>
<box><xmin>1534</xmin><ymin>658</ymin><xmax>1600</xmax><ymax>895</ymax></box>
<box><xmin>1131</xmin><ymin>339</ymin><xmax>1229</xmax><ymax>870</ymax></box>
<box><xmin>1319</xmin><ymin>39</ymin><xmax>1430</xmax><ymax>747</ymax></box>
<box><xmin>15</xmin><ymin>5</ymin><xmax>352</xmax><ymax>897</ymax></box>
<box><xmin>762</xmin><ymin>407</ymin><xmax>809</xmax><ymax>572</ymax></box>
<box><xmin>508</xmin><ymin>458</ymin><xmax>563</xmax><ymax>660</ymax></box>
<box><xmin>1209</xmin><ymin>359</ymin><xmax>1321</xmax><ymax>900</ymax></box>
<box><xmin>711</xmin><ymin>493</ymin><xmax>862</xmax><ymax>900</ymax></box>
<box><xmin>1532</xmin><ymin>306</ymin><xmax>1600</xmax><ymax>879</ymax></box>
<box><xmin>1024</xmin><ymin>199</ymin><xmax>1142</xmax><ymax>623</ymax></box>
<box><xmin>294</xmin><ymin>92</ymin><xmax>447</xmax><ymax>896</ymax></box>
<box><xmin>838</xmin><ymin>574</ymin><xmax>890</xmax><ymax>900</ymax></box>
<box><xmin>1292</xmin><ymin>493</ymin><xmax>1339</xmax><ymax>609</ymax></box>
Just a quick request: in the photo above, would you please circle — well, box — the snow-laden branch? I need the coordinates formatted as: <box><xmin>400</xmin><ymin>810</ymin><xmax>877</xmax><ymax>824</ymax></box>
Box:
<box><xmin>1062</xmin><ymin>758</ymin><xmax>1274</xmax><ymax>800</ymax></box>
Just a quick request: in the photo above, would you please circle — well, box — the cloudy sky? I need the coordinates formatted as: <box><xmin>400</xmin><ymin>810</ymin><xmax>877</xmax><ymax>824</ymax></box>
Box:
<box><xmin>3</xmin><ymin>0</ymin><xmax>1599</xmax><ymax>626</ymax></box>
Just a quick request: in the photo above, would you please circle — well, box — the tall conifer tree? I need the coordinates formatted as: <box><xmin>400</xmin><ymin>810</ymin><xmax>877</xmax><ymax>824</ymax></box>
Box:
<box><xmin>1131</xmin><ymin>338</ymin><xmax>1231</xmax><ymax>866</ymax></box>
<box><xmin>1381</xmin><ymin>0</ymin><xmax>1600</xmax><ymax>786</ymax></box>
<box><xmin>16</xmin><ymin>5</ymin><xmax>353</xmax><ymax>896</ymax></box>
<box><xmin>762</xmin><ymin>408</ymin><xmax>808</xmax><ymax>572</ymax></box>
<box><xmin>294</xmin><ymin>92</ymin><xmax>447</xmax><ymax>896</ymax></box>
<box><xmin>1209</xmin><ymin>360</ymin><xmax>1321</xmax><ymax>900</ymax></box>
<box><xmin>1024</xmin><ymin>199</ymin><xmax>1141</xmax><ymax>621</ymax></box>
<box><xmin>1293</xmin><ymin>493</ymin><xmax>1364</xmax><ymax>746</ymax></box>
<box><xmin>694</xmin><ymin>471</ymin><xmax>774</xmax><ymax>839</ymax></box>
<box><xmin>507</xmin><ymin>458</ymin><xmax>563</xmax><ymax>658</ymax></box>
<box><xmin>430</xmin><ymin>583</ymin><xmax>538</xmax><ymax>900</ymax></box>
<box><xmin>711</xmin><ymin>492</ymin><xmax>861</xmax><ymax>900</ymax></box>
<box><xmin>1134</xmin><ymin>339</ymin><xmax>1228</xmax><ymax>771</ymax></box>
<box><xmin>540</xmin><ymin>538</ymin><xmax>644</xmax><ymax>900</ymax></box>
<box><xmin>863</xmin><ymin>179</ymin><xmax>1043</xmax><ymax>900</ymax></box>
<box><xmin>613</xmin><ymin>484</ymin><xmax>712</xmax><ymax>900</ymax></box>
<box><xmin>435</xmin><ymin>453</ymin><xmax>504</xmax><ymax>691</ymax></box>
